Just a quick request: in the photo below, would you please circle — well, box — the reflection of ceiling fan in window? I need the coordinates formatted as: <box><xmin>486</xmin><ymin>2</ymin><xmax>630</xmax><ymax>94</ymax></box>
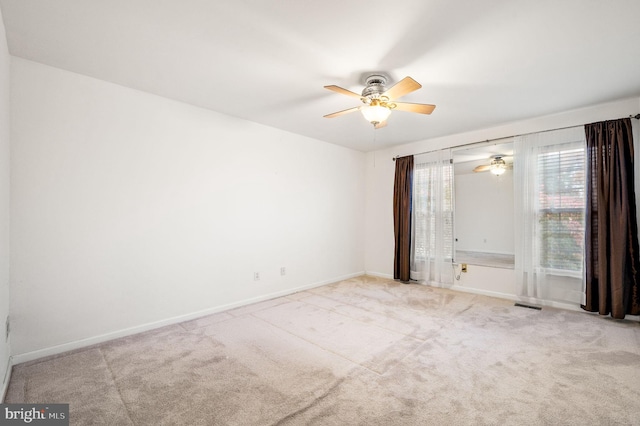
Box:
<box><xmin>473</xmin><ymin>155</ymin><xmax>513</xmax><ymax>175</ymax></box>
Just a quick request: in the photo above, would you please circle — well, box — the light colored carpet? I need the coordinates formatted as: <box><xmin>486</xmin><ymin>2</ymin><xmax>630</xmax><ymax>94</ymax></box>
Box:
<box><xmin>5</xmin><ymin>275</ymin><xmax>640</xmax><ymax>425</ymax></box>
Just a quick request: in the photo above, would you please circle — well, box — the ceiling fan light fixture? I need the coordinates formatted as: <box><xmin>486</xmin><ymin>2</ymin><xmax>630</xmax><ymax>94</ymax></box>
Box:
<box><xmin>490</xmin><ymin>157</ymin><xmax>507</xmax><ymax>175</ymax></box>
<box><xmin>361</xmin><ymin>104</ymin><xmax>391</xmax><ymax>125</ymax></box>
<box><xmin>490</xmin><ymin>164</ymin><xmax>507</xmax><ymax>175</ymax></box>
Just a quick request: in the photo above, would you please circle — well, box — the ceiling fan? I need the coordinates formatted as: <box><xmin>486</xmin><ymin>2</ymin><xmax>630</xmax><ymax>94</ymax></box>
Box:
<box><xmin>323</xmin><ymin>74</ymin><xmax>435</xmax><ymax>129</ymax></box>
<box><xmin>473</xmin><ymin>155</ymin><xmax>513</xmax><ymax>176</ymax></box>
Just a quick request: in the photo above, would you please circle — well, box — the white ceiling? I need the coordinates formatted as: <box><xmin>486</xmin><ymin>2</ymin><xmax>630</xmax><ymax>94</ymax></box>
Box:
<box><xmin>1</xmin><ymin>0</ymin><xmax>639</xmax><ymax>152</ymax></box>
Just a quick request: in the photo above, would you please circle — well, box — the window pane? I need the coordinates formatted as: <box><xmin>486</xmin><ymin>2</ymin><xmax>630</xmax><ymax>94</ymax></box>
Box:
<box><xmin>537</xmin><ymin>146</ymin><xmax>585</xmax><ymax>272</ymax></box>
<box><xmin>413</xmin><ymin>161</ymin><xmax>454</xmax><ymax>260</ymax></box>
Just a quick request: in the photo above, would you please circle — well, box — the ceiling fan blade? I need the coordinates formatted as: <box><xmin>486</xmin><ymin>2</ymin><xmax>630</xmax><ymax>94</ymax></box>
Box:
<box><xmin>374</xmin><ymin>120</ymin><xmax>387</xmax><ymax>129</ymax></box>
<box><xmin>382</xmin><ymin>76</ymin><xmax>421</xmax><ymax>100</ymax></box>
<box><xmin>324</xmin><ymin>85</ymin><xmax>363</xmax><ymax>100</ymax></box>
<box><xmin>393</xmin><ymin>102</ymin><xmax>436</xmax><ymax>115</ymax></box>
<box><xmin>473</xmin><ymin>165</ymin><xmax>492</xmax><ymax>173</ymax></box>
<box><xmin>323</xmin><ymin>106</ymin><xmax>361</xmax><ymax>118</ymax></box>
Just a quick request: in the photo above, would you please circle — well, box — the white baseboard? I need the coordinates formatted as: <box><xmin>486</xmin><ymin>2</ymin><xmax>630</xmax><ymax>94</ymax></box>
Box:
<box><xmin>1</xmin><ymin>356</ymin><xmax>11</xmax><ymax>402</ymax></box>
<box><xmin>12</xmin><ymin>271</ymin><xmax>365</xmax><ymax>365</ymax></box>
<box><xmin>447</xmin><ymin>283</ymin><xmax>517</xmax><ymax>301</ymax></box>
<box><xmin>434</xmin><ymin>282</ymin><xmax>603</xmax><ymax>314</ymax></box>
<box><xmin>364</xmin><ymin>271</ymin><xmax>393</xmax><ymax>279</ymax></box>
<box><xmin>425</xmin><ymin>281</ymin><xmax>577</xmax><ymax>311</ymax></box>
<box><xmin>366</xmin><ymin>271</ymin><xmax>593</xmax><ymax>314</ymax></box>
<box><xmin>359</xmin><ymin>273</ymin><xmax>640</xmax><ymax>320</ymax></box>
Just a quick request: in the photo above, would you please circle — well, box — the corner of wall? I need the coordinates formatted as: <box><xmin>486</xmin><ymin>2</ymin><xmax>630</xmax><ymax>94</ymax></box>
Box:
<box><xmin>0</xmin><ymin>4</ymin><xmax>12</xmax><ymax>403</ymax></box>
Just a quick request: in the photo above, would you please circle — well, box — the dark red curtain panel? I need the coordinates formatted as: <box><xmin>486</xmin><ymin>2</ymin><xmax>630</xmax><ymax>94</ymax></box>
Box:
<box><xmin>393</xmin><ymin>156</ymin><xmax>413</xmax><ymax>282</ymax></box>
<box><xmin>583</xmin><ymin>118</ymin><xmax>640</xmax><ymax>319</ymax></box>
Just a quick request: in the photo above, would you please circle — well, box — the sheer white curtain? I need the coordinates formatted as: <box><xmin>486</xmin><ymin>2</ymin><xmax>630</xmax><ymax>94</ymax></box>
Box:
<box><xmin>410</xmin><ymin>149</ymin><xmax>454</xmax><ymax>285</ymax></box>
<box><xmin>513</xmin><ymin>127</ymin><xmax>586</xmax><ymax>305</ymax></box>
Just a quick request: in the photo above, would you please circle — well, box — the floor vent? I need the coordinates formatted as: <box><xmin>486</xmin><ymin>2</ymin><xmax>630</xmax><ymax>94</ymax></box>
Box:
<box><xmin>514</xmin><ymin>303</ymin><xmax>542</xmax><ymax>310</ymax></box>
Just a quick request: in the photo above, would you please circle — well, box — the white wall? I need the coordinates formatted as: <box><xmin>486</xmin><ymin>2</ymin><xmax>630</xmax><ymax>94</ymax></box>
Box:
<box><xmin>0</xmin><ymin>6</ymin><xmax>11</xmax><ymax>399</ymax></box>
<box><xmin>454</xmin><ymin>169</ymin><xmax>514</xmax><ymax>254</ymax></box>
<box><xmin>10</xmin><ymin>58</ymin><xmax>365</xmax><ymax>360</ymax></box>
<box><xmin>365</xmin><ymin>96</ymin><xmax>640</xmax><ymax>303</ymax></box>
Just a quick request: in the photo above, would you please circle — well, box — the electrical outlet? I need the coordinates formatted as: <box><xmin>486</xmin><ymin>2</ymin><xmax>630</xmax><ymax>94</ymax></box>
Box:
<box><xmin>280</xmin><ymin>267</ymin><xmax>286</xmax><ymax>276</ymax></box>
<box><xmin>254</xmin><ymin>272</ymin><xmax>260</xmax><ymax>281</ymax></box>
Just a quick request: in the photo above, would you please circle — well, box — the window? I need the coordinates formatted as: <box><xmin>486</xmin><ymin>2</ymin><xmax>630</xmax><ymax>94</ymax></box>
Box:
<box><xmin>410</xmin><ymin>150</ymin><xmax>454</xmax><ymax>284</ymax></box>
<box><xmin>514</xmin><ymin>126</ymin><xmax>587</xmax><ymax>304</ymax></box>
<box><xmin>412</xmin><ymin>162</ymin><xmax>454</xmax><ymax>261</ymax></box>
<box><xmin>537</xmin><ymin>145</ymin><xmax>585</xmax><ymax>273</ymax></box>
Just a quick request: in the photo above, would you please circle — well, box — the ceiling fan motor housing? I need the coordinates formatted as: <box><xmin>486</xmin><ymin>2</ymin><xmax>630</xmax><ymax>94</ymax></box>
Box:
<box><xmin>491</xmin><ymin>156</ymin><xmax>506</xmax><ymax>166</ymax></box>
<box><xmin>361</xmin><ymin>75</ymin><xmax>388</xmax><ymax>100</ymax></box>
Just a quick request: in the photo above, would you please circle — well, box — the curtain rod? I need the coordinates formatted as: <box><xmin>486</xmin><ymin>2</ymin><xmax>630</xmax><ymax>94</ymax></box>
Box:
<box><xmin>392</xmin><ymin>114</ymin><xmax>640</xmax><ymax>161</ymax></box>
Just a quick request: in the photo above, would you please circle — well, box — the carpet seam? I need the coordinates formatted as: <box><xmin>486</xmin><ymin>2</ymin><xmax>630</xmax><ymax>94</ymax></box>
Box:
<box><xmin>300</xmin><ymin>288</ymin><xmax>449</xmax><ymax>338</ymax></box>
<box><xmin>98</xmin><ymin>347</ymin><xmax>136</xmax><ymax>425</ymax></box>
<box><xmin>268</xmin><ymin>376</ymin><xmax>347</xmax><ymax>426</ymax></box>
<box><xmin>20</xmin><ymin>370</ymin><xmax>26</xmax><ymax>403</ymax></box>
<box><xmin>306</xmin><ymin>286</ymin><xmax>469</xmax><ymax>335</ymax></box>
<box><xmin>290</xmin><ymin>297</ymin><xmax>435</xmax><ymax>374</ymax></box>
<box><xmin>297</xmin><ymin>293</ymin><xmax>429</xmax><ymax>341</ymax></box>
<box><xmin>292</xmin><ymin>291</ymin><xmax>455</xmax><ymax>374</ymax></box>
<box><xmin>247</xmin><ymin>312</ymin><xmax>386</xmax><ymax>376</ymax></box>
